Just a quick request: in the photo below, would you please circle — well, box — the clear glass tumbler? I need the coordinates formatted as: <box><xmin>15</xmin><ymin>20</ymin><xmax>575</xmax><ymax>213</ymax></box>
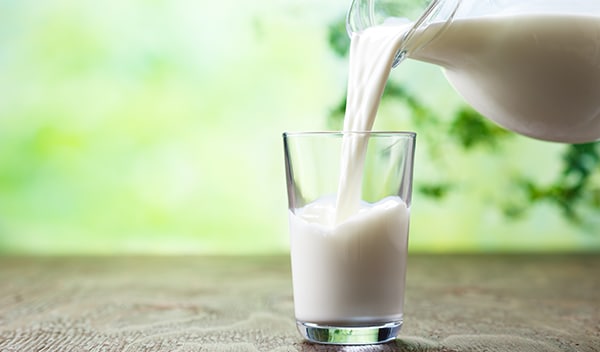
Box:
<box><xmin>283</xmin><ymin>131</ymin><xmax>416</xmax><ymax>345</ymax></box>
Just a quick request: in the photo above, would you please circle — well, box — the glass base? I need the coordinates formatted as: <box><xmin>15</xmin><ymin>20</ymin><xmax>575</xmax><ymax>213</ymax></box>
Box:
<box><xmin>296</xmin><ymin>320</ymin><xmax>402</xmax><ymax>345</ymax></box>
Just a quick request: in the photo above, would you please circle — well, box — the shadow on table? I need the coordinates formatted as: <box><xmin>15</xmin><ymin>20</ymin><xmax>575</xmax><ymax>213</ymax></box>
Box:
<box><xmin>298</xmin><ymin>336</ymin><xmax>442</xmax><ymax>351</ymax></box>
<box><xmin>298</xmin><ymin>334</ymin><xmax>568</xmax><ymax>351</ymax></box>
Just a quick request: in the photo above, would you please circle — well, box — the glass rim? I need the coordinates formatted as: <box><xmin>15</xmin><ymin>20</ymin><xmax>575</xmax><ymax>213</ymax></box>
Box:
<box><xmin>283</xmin><ymin>131</ymin><xmax>416</xmax><ymax>138</ymax></box>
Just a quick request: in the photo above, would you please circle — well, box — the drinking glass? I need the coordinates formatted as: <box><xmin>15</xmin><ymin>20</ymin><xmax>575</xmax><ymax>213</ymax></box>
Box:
<box><xmin>283</xmin><ymin>131</ymin><xmax>416</xmax><ymax>345</ymax></box>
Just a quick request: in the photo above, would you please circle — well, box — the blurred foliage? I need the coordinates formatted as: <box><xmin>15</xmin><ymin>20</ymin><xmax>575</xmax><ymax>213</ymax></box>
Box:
<box><xmin>509</xmin><ymin>143</ymin><xmax>600</xmax><ymax>223</ymax></box>
<box><xmin>0</xmin><ymin>0</ymin><xmax>342</xmax><ymax>254</ymax></box>
<box><xmin>449</xmin><ymin>107</ymin><xmax>512</xmax><ymax>149</ymax></box>
<box><xmin>327</xmin><ymin>20</ymin><xmax>351</xmax><ymax>58</ymax></box>
<box><xmin>418</xmin><ymin>182</ymin><xmax>453</xmax><ymax>200</ymax></box>
<box><xmin>0</xmin><ymin>2</ymin><xmax>598</xmax><ymax>254</ymax></box>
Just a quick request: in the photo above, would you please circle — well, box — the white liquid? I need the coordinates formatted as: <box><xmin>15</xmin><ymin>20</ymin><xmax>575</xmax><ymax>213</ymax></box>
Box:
<box><xmin>290</xmin><ymin>18</ymin><xmax>410</xmax><ymax>326</ymax></box>
<box><xmin>290</xmin><ymin>196</ymin><xmax>409</xmax><ymax>324</ymax></box>
<box><xmin>292</xmin><ymin>12</ymin><xmax>600</xmax><ymax>326</ymax></box>
<box><xmin>335</xmin><ymin>23</ymin><xmax>410</xmax><ymax>223</ymax></box>
<box><xmin>413</xmin><ymin>14</ymin><xmax>600</xmax><ymax>143</ymax></box>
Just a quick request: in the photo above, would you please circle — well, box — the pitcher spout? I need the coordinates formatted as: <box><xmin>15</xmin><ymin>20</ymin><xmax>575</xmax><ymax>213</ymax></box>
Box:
<box><xmin>346</xmin><ymin>0</ymin><xmax>461</xmax><ymax>67</ymax></box>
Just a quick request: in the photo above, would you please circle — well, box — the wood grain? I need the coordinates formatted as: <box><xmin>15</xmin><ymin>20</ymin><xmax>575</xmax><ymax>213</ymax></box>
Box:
<box><xmin>0</xmin><ymin>255</ymin><xmax>598</xmax><ymax>351</ymax></box>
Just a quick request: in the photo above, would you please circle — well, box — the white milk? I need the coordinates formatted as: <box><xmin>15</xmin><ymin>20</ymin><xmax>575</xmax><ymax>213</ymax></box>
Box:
<box><xmin>335</xmin><ymin>23</ymin><xmax>410</xmax><ymax>223</ymax></box>
<box><xmin>290</xmin><ymin>196</ymin><xmax>410</xmax><ymax>324</ymax></box>
<box><xmin>292</xmin><ymin>12</ymin><xmax>600</xmax><ymax>326</ymax></box>
<box><xmin>413</xmin><ymin>14</ymin><xmax>600</xmax><ymax>143</ymax></box>
<box><xmin>290</xmin><ymin>15</ymin><xmax>409</xmax><ymax>326</ymax></box>
<box><xmin>289</xmin><ymin>23</ymin><xmax>409</xmax><ymax>325</ymax></box>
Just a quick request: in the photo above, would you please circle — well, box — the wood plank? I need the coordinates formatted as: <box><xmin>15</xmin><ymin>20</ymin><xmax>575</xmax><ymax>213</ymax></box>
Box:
<box><xmin>0</xmin><ymin>255</ymin><xmax>598</xmax><ymax>351</ymax></box>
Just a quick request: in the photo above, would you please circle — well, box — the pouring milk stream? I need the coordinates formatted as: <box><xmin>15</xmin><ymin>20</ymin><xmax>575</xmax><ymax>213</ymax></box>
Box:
<box><xmin>289</xmin><ymin>0</ymin><xmax>600</xmax><ymax>327</ymax></box>
<box><xmin>289</xmin><ymin>3</ymin><xmax>414</xmax><ymax>326</ymax></box>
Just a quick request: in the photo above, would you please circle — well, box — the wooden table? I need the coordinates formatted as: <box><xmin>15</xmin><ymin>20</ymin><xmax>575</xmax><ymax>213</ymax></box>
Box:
<box><xmin>0</xmin><ymin>255</ymin><xmax>598</xmax><ymax>351</ymax></box>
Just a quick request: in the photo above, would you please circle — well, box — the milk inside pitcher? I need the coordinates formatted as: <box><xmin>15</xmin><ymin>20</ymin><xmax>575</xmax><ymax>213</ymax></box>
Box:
<box><xmin>347</xmin><ymin>0</ymin><xmax>600</xmax><ymax>143</ymax></box>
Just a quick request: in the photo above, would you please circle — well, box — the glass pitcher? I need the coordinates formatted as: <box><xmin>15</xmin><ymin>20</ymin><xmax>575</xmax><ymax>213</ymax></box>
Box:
<box><xmin>347</xmin><ymin>0</ymin><xmax>600</xmax><ymax>143</ymax></box>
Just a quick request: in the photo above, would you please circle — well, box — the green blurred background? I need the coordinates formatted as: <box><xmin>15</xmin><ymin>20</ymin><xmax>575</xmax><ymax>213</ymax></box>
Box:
<box><xmin>1</xmin><ymin>0</ymin><xmax>599</xmax><ymax>255</ymax></box>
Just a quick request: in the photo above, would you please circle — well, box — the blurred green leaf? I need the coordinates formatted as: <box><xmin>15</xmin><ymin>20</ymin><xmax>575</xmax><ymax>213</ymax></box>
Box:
<box><xmin>418</xmin><ymin>183</ymin><xmax>452</xmax><ymax>199</ymax></box>
<box><xmin>449</xmin><ymin>107</ymin><xmax>511</xmax><ymax>149</ymax></box>
<box><xmin>327</xmin><ymin>17</ymin><xmax>350</xmax><ymax>58</ymax></box>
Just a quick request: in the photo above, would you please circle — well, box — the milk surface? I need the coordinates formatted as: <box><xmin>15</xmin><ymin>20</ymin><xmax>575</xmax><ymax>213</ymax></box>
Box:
<box><xmin>290</xmin><ymin>196</ymin><xmax>409</xmax><ymax>324</ymax></box>
<box><xmin>413</xmin><ymin>14</ymin><xmax>600</xmax><ymax>143</ymax></box>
